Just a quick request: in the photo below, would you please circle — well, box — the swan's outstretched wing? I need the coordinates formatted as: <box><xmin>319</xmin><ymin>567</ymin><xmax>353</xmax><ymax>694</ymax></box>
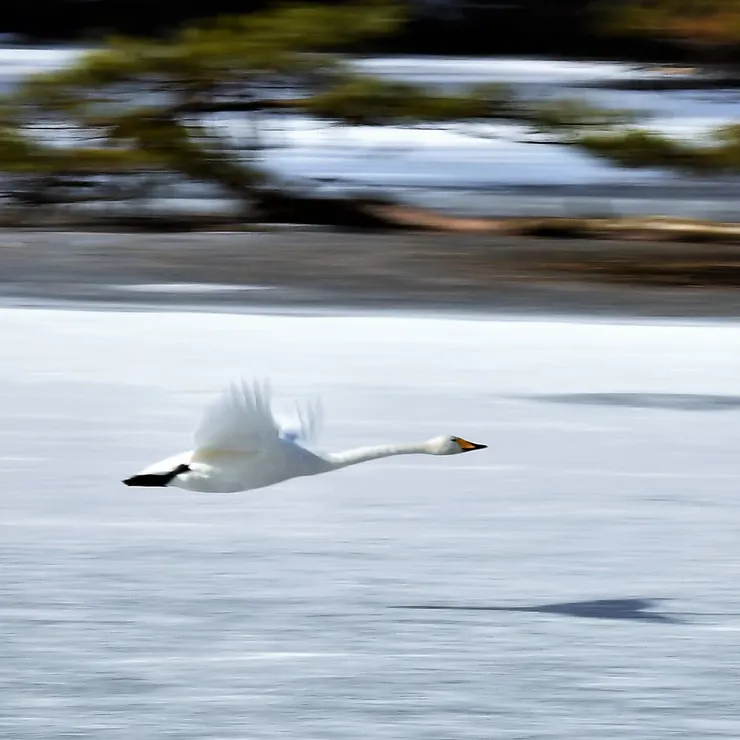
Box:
<box><xmin>278</xmin><ymin>396</ymin><xmax>323</xmax><ymax>445</ymax></box>
<box><xmin>193</xmin><ymin>379</ymin><xmax>279</xmax><ymax>453</ymax></box>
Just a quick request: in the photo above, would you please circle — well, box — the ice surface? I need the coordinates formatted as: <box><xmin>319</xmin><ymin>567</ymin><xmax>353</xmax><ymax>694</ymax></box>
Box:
<box><xmin>1</xmin><ymin>306</ymin><xmax>740</xmax><ymax>739</ymax></box>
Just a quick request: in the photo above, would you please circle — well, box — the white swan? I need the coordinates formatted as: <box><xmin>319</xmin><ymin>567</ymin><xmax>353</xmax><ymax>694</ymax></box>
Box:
<box><xmin>122</xmin><ymin>380</ymin><xmax>486</xmax><ymax>493</ymax></box>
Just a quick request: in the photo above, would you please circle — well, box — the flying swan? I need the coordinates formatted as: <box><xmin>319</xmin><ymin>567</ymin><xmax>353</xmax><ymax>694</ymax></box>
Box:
<box><xmin>123</xmin><ymin>380</ymin><xmax>487</xmax><ymax>493</ymax></box>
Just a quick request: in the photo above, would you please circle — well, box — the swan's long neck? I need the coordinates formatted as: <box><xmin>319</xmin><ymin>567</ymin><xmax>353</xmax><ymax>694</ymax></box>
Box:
<box><xmin>323</xmin><ymin>442</ymin><xmax>429</xmax><ymax>470</ymax></box>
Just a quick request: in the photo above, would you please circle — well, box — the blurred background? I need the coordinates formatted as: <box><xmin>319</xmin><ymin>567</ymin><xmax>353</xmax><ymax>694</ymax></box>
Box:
<box><xmin>3</xmin><ymin>0</ymin><xmax>740</xmax><ymax>226</ymax></box>
<box><xmin>2</xmin><ymin>4</ymin><xmax>740</xmax><ymax>740</ymax></box>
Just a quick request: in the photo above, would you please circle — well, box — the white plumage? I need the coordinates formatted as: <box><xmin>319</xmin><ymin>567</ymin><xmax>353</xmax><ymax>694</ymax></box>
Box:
<box><xmin>123</xmin><ymin>380</ymin><xmax>486</xmax><ymax>493</ymax></box>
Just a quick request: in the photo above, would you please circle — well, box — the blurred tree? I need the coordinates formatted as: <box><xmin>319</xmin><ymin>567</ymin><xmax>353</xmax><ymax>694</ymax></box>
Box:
<box><xmin>3</xmin><ymin>0</ymin><xmax>733</xmax><ymax>225</ymax></box>
<box><xmin>597</xmin><ymin>0</ymin><xmax>740</xmax><ymax>64</ymax></box>
<box><xmin>575</xmin><ymin>123</ymin><xmax>740</xmax><ymax>174</ymax></box>
<box><xmin>0</xmin><ymin>0</ymin><xmax>544</xmax><ymax>221</ymax></box>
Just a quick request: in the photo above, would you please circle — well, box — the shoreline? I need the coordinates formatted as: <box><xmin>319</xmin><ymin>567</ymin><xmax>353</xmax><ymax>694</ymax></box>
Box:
<box><xmin>2</xmin><ymin>228</ymin><xmax>740</xmax><ymax>319</ymax></box>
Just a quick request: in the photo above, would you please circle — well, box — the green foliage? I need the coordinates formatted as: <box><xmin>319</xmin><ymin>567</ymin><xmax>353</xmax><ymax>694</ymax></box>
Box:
<box><xmin>707</xmin><ymin>123</ymin><xmax>740</xmax><ymax>169</ymax></box>
<box><xmin>575</xmin><ymin>127</ymin><xmax>740</xmax><ymax>173</ymax></box>
<box><xmin>0</xmin><ymin>121</ymin><xmax>153</xmax><ymax>175</ymax></box>
<box><xmin>529</xmin><ymin>98</ymin><xmax>638</xmax><ymax>134</ymax></box>
<box><xmin>577</xmin><ymin>129</ymin><xmax>704</xmax><ymax>170</ymax></box>
<box><xmin>0</xmin><ymin>125</ymin><xmax>46</xmax><ymax>172</ymax></box>
<box><xmin>305</xmin><ymin>77</ymin><xmax>506</xmax><ymax>125</ymax></box>
<box><xmin>105</xmin><ymin>112</ymin><xmax>265</xmax><ymax>188</ymax></box>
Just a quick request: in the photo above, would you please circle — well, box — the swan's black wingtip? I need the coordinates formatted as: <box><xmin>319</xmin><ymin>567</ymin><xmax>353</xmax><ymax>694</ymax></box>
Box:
<box><xmin>122</xmin><ymin>464</ymin><xmax>190</xmax><ymax>487</ymax></box>
<box><xmin>122</xmin><ymin>473</ymin><xmax>162</xmax><ymax>487</ymax></box>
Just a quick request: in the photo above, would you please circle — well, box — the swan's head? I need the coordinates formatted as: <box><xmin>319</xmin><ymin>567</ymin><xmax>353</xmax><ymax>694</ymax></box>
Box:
<box><xmin>425</xmin><ymin>435</ymin><xmax>487</xmax><ymax>455</ymax></box>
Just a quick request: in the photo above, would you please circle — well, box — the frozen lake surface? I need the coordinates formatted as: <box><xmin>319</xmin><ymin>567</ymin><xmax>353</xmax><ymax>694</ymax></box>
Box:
<box><xmin>1</xmin><ymin>306</ymin><xmax>740</xmax><ymax>739</ymax></box>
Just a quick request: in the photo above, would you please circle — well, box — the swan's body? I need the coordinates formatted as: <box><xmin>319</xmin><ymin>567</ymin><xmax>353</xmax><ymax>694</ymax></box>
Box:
<box><xmin>123</xmin><ymin>381</ymin><xmax>486</xmax><ymax>493</ymax></box>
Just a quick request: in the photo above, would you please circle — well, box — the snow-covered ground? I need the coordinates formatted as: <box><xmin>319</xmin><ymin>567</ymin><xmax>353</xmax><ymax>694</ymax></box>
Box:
<box><xmin>1</xmin><ymin>306</ymin><xmax>739</xmax><ymax>739</ymax></box>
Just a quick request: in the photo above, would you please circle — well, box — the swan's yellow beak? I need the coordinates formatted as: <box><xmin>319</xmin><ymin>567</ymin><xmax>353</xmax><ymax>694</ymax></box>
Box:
<box><xmin>456</xmin><ymin>437</ymin><xmax>487</xmax><ymax>452</ymax></box>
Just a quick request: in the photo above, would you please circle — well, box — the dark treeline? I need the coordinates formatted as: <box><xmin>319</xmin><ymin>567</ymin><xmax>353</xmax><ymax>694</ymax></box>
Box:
<box><xmin>0</xmin><ymin>0</ymin><xmax>678</xmax><ymax>61</ymax></box>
